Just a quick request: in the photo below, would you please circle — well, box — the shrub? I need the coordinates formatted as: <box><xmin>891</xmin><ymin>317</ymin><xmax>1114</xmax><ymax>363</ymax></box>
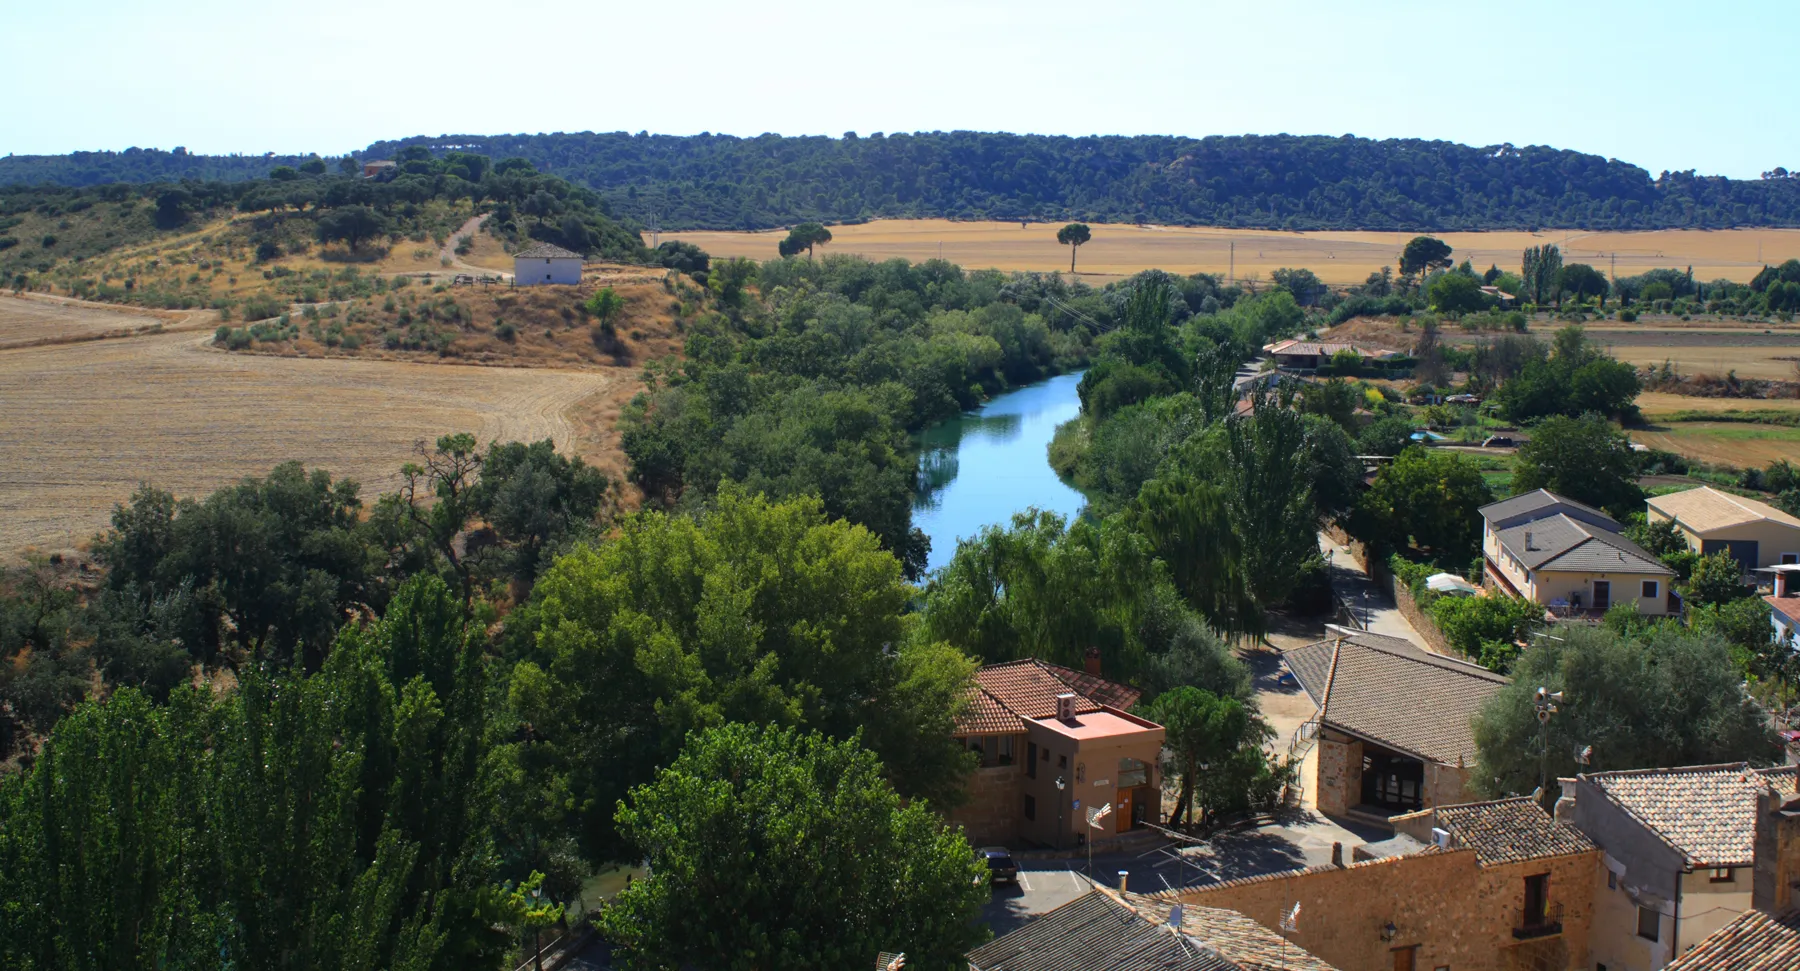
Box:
<box><xmin>214</xmin><ymin>325</ymin><xmax>231</xmax><ymax>344</ymax></box>
<box><xmin>1428</xmin><ymin>594</ymin><xmax>1542</xmax><ymax>671</ymax></box>
<box><xmin>495</xmin><ymin>321</ymin><xmax>516</xmax><ymax>342</ymax></box>
<box><xmin>224</xmin><ymin>328</ymin><xmax>252</xmax><ymax>351</ymax></box>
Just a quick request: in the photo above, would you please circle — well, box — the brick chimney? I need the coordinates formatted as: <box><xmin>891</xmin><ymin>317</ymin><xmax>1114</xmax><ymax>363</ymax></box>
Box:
<box><xmin>1084</xmin><ymin>646</ymin><xmax>1102</xmax><ymax>677</ymax></box>
<box><xmin>1752</xmin><ymin>772</ymin><xmax>1800</xmax><ymax>913</ymax></box>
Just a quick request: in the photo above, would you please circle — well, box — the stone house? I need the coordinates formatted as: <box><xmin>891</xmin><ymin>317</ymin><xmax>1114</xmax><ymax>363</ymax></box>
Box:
<box><xmin>1557</xmin><ymin>763</ymin><xmax>1800</xmax><ymax>971</ymax></box>
<box><xmin>968</xmin><ymin>884</ymin><xmax>1341</xmax><ymax>971</ymax></box>
<box><xmin>947</xmin><ymin>655</ymin><xmax>1164</xmax><ymax>849</ymax></box>
<box><xmin>1283</xmin><ymin>631</ymin><xmax>1506</xmax><ymax>824</ymax></box>
<box><xmin>1167</xmin><ymin>797</ymin><xmax>1599</xmax><ymax>971</ymax></box>
<box><xmin>512</xmin><ymin>242</ymin><xmax>584</xmax><ymax>285</ymax></box>
<box><xmin>1480</xmin><ymin>490</ymin><xmax>1674</xmax><ymax>615</ymax></box>
<box><xmin>1657</xmin><ymin>770</ymin><xmax>1800</xmax><ymax>970</ymax></box>
<box><xmin>1647</xmin><ymin>486</ymin><xmax>1800</xmax><ymax>573</ymax></box>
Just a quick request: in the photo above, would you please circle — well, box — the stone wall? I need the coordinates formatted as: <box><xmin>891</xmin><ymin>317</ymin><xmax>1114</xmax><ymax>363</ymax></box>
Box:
<box><xmin>1381</xmin><ymin>562</ymin><xmax>1459</xmax><ymax>657</ymax></box>
<box><xmin>1175</xmin><ymin>846</ymin><xmax>1599</xmax><ymax>971</ymax></box>
<box><xmin>1424</xmin><ymin>761</ymin><xmax>1475</xmax><ymax>810</ymax></box>
<box><xmin>947</xmin><ymin>763</ymin><xmax>1021</xmax><ymax>847</ymax></box>
<box><xmin>1316</xmin><ymin>730</ymin><xmax>1362</xmax><ymax>817</ymax></box>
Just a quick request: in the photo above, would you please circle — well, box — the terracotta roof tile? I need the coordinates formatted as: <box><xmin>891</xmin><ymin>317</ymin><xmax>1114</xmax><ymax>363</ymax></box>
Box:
<box><xmin>953</xmin><ymin>659</ymin><xmax>1143</xmax><ymax>735</ymax></box>
<box><xmin>1585</xmin><ymin>763</ymin><xmax>1800</xmax><ymax>867</ymax></box>
<box><xmin>1283</xmin><ymin>634</ymin><xmax>1507</xmax><ymax>765</ymax></box>
<box><xmin>1401</xmin><ymin>797</ymin><xmax>1595</xmax><ymax>866</ymax></box>
<box><xmin>1664</xmin><ymin>908</ymin><xmax>1800</xmax><ymax>971</ymax></box>
<box><xmin>954</xmin><ymin>687</ymin><xmax>1027</xmax><ymax>735</ymax></box>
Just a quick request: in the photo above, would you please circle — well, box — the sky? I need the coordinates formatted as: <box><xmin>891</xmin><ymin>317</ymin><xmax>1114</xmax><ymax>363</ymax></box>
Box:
<box><xmin>6</xmin><ymin>0</ymin><xmax>1796</xmax><ymax>179</ymax></box>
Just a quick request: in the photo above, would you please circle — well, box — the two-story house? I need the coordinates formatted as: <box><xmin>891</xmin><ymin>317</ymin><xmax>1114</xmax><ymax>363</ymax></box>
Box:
<box><xmin>1557</xmin><ymin>762</ymin><xmax>1800</xmax><ymax>970</ymax></box>
<box><xmin>1480</xmin><ymin>490</ymin><xmax>1674</xmax><ymax>615</ymax></box>
<box><xmin>948</xmin><ymin>653</ymin><xmax>1165</xmax><ymax>849</ymax></box>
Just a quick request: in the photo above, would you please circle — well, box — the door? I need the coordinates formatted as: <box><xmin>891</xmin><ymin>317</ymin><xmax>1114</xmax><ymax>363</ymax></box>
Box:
<box><xmin>1592</xmin><ymin>580</ymin><xmax>1611</xmax><ymax>611</ymax></box>
<box><xmin>1116</xmin><ymin>790</ymin><xmax>1132</xmax><ymax>833</ymax></box>
<box><xmin>1391</xmin><ymin>946</ymin><xmax>1417</xmax><ymax>971</ymax></box>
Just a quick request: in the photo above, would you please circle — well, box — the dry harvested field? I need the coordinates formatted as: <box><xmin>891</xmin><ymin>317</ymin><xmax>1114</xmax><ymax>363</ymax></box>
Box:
<box><xmin>1629</xmin><ymin>422</ymin><xmax>1800</xmax><ymax>467</ymax></box>
<box><xmin>0</xmin><ymin>329</ymin><xmax>634</xmax><ymax>557</ymax></box>
<box><xmin>663</xmin><ymin>220</ymin><xmax>1800</xmax><ymax>286</ymax></box>
<box><xmin>0</xmin><ymin>293</ymin><xmax>180</xmax><ymax>348</ymax></box>
<box><xmin>1636</xmin><ymin>392</ymin><xmax>1800</xmax><ymax>416</ymax></box>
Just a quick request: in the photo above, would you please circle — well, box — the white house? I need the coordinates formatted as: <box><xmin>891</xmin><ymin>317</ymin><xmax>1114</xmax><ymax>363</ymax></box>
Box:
<box><xmin>512</xmin><ymin>243</ymin><xmax>583</xmax><ymax>286</ymax></box>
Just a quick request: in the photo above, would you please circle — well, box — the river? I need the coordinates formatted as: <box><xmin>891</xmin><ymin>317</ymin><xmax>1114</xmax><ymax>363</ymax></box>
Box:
<box><xmin>913</xmin><ymin>371</ymin><xmax>1087</xmax><ymax>575</ymax></box>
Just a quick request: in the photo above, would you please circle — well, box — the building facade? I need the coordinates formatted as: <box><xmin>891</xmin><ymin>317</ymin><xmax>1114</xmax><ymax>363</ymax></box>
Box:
<box><xmin>1480</xmin><ymin>490</ymin><xmax>1674</xmax><ymax>615</ymax></box>
<box><xmin>1647</xmin><ymin>486</ymin><xmax>1800</xmax><ymax>573</ymax></box>
<box><xmin>512</xmin><ymin>242</ymin><xmax>584</xmax><ymax>285</ymax></box>
<box><xmin>948</xmin><ymin>656</ymin><xmax>1164</xmax><ymax>849</ymax></box>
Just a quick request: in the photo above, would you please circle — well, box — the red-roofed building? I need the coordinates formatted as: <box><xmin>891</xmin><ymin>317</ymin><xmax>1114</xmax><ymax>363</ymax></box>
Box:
<box><xmin>947</xmin><ymin>651</ymin><xmax>1165</xmax><ymax>849</ymax></box>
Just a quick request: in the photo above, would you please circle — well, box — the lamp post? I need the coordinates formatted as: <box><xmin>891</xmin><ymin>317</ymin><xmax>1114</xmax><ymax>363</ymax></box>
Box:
<box><xmin>1534</xmin><ymin>687</ymin><xmax>1564</xmax><ymax>797</ymax></box>
<box><xmin>1055</xmin><ymin>776</ymin><xmax>1067</xmax><ymax>851</ymax></box>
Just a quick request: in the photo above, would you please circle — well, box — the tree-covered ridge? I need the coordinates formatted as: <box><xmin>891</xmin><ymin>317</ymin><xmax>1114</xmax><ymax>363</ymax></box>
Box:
<box><xmin>0</xmin><ymin>147</ymin><xmax>347</xmax><ymax>186</ymax></box>
<box><xmin>355</xmin><ymin>131</ymin><xmax>1800</xmax><ymax>231</ymax></box>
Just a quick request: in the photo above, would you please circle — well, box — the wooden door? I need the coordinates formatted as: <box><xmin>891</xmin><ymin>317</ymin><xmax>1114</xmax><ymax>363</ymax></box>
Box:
<box><xmin>1592</xmin><ymin>580</ymin><xmax>1611</xmax><ymax>611</ymax></box>
<box><xmin>1391</xmin><ymin>946</ymin><xmax>1417</xmax><ymax>971</ymax></box>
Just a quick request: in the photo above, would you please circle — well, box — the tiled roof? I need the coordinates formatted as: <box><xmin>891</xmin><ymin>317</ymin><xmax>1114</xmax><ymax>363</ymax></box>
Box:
<box><xmin>1664</xmin><ymin>908</ymin><xmax>1800</xmax><ymax>971</ymax></box>
<box><xmin>1584</xmin><ymin>763</ymin><xmax>1800</xmax><ymax>867</ymax></box>
<box><xmin>956</xmin><ymin>688</ymin><xmax>1027</xmax><ymax>735</ymax></box>
<box><xmin>1767</xmin><ymin>595</ymin><xmax>1800</xmax><ymax>628</ymax></box>
<box><xmin>1135</xmin><ymin>900</ymin><xmax>1338</xmax><ymax>971</ymax></box>
<box><xmin>1650</xmin><ymin>486</ymin><xmax>1800</xmax><ymax>534</ymax></box>
<box><xmin>1264</xmin><ymin>340</ymin><xmax>1395</xmax><ymax>360</ymax></box>
<box><xmin>952</xmin><ymin>659</ymin><xmax>1144</xmax><ymax>735</ymax></box>
<box><xmin>1283</xmin><ymin>634</ymin><xmax>1507</xmax><ymax>765</ymax></box>
<box><xmin>1415</xmin><ymin>797</ymin><xmax>1595</xmax><ymax>866</ymax></box>
<box><xmin>513</xmin><ymin>242</ymin><xmax>584</xmax><ymax>260</ymax></box>
<box><xmin>968</xmin><ymin>890</ymin><xmax>1238</xmax><ymax>971</ymax></box>
<box><xmin>1494</xmin><ymin>513</ymin><xmax>1672</xmax><ymax>576</ymax></box>
<box><xmin>1479</xmin><ymin>489</ymin><xmax>1616</xmax><ymax>527</ymax></box>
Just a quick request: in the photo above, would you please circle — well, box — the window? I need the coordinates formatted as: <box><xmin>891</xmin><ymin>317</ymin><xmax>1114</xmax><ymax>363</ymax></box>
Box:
<box><xmin>1710</xmin><ymin>868</ymin><xmax>1735</xmax><ymax>883</ymax></box>
<box><xmin>1058</xmin><ymin>754</ymin><xmax>1067</xmax><ymax>770</ymax></box>
<box><xmin>1023</xmin><ymin>794</ymin><xmax>1036</xmax><ymax>821</ymax></box>
<box><xmin>1118</xmin><ymin>757</ymin><xmax>1150</xmax><ymax>788</ymax></box>
<box><xmin>1027</xmin><ymin>741</ymin><xmax>1038</xmax><ymax>779</ymax></box>
<box><xmin>1642</xmin><ymin>580</ymin><xmax>1659</xmax><ymax>599</ymax></box>
<box><xmin>1637</xmin><ymin>906</ymin><xmax>1659</xmax><ymax>942</ymax></box>
<box><xmin>1782</xmin><ymin>553</ymin><xmax>1799</xmax><ymax>566</ymax></box>
<box><xmin>998</xmin><ymin>736</ymin><xmax>1014</xmax><ymax>766</ymax></box>
<box><xmin>1607</xmin><ymin>871</ymin><xmax>1617</xmax><ymax>890</ymax></box>
<box><xmin>1523</xmin><ymin>873</ymin><xmax>1549</xmax><ymax>928</ymax></box>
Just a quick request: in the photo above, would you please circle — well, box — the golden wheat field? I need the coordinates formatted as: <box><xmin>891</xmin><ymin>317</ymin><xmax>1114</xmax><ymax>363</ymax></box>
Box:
<box><xmin>663</xmin><ymin>220</ymin><xmax>1800</xmax><ymax>286</ymax></box>
<box><xmin>0</xmin><ymin>293</ymin><xmax>180</xmax><ymax>348</ymax></box>
<box><xmin>0</xmin><ymin>329</ymin><xmax>627</xmax><ymax>556</ymax></box>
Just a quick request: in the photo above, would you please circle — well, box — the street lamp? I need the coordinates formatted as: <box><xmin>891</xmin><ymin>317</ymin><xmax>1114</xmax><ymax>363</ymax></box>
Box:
<box><xmin>1055</xmin><ymin>776</ymin><xmax>1067</xmax><ymax>851</ymax></box>
<box><xmin>1534</xmin><ymin>687</ymin><xmax>1564</xmax><ymax>796</ymax></box>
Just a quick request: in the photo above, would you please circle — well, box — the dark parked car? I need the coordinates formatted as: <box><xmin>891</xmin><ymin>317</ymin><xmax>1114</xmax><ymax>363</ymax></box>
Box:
<box><xmin>979</xmin><ymin>847</ymin><xmax>1018</xmax><ymax>884</ymax></box>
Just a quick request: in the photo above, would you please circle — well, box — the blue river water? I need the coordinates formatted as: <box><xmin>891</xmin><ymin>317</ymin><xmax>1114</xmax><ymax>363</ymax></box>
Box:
<box><xmin>913</xmin><ymin>371</ymin><xmax>1088</xmax><ymax>575</ymax></box>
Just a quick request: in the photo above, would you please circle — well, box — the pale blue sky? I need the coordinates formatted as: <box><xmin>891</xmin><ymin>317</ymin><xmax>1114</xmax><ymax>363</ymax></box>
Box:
<box><xmin>6</xmin><ymin>0</ymin><xmax>1794</xmax><ymax>179</ymax></box>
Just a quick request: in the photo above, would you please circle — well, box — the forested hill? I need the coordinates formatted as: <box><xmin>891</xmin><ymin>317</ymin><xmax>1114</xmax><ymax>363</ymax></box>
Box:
<box><xmin>10</xmin><ymin>132</ymin><xmax>1800</xmax><ymax>231</ymax></box>
<box><xmin>0</xmin><ymin>147</ymin><xmax>349</xmax><ymax>185</ymax></box>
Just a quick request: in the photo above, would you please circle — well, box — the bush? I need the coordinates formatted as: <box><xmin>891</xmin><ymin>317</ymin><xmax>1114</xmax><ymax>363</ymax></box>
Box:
<box><xmin>494</xmin><ymin>321</ymin><xmax>517</xmax><ymax>342</ymax></box>
<box><xmin>1428</xmin><ymin>594</ymin><xmax>1542</xmax><ymax>671</ymax></box>
<box><xmin>1617</xmin><ymin>308</ymin><xmax>1638</xmax><ymax>322</ymax></box>
<box><xmin>213</xmin><ymin>325</ymin><xmax>231</xmax><ymax>344</ymax></box>
<box><xmin>224</xmin><ymin>328</ymin><xmax>252</xmax><ymax>351</ymax></box>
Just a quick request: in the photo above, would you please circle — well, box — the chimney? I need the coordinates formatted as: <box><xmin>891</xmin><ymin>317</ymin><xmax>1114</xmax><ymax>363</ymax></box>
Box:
<box><xmin>1084</xmin><ymin>646</ymin><xmax>1102</xmax><ymax>677</ymax></box>
<box><xmin>1331</xmin><ymin>842</ymin><xmax>1344</xmax><ymax>868</ymax></box>
<box><xmin>1056</xmin><ymin>692</ymin><xmax>1077</xmax><ymax>722</ymax></box>
<box><xmin>1752</xmin><ymin>775</ymin><xmax>1800</xmax><ymax>913</ymax></box>
<box><xmin>1524</xmin><ymin>530</ymin><xmax>1535</xmax><ymax>551</ymax></box>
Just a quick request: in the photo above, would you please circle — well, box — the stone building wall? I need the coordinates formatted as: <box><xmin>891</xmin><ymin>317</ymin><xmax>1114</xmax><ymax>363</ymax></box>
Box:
<box><xmin>1316</xmin><ymin>730</ymin><xmax>1362</xmax><ymax>817</ymax></box>
<box><xmin>1175</xmin><ymin>847</ymin><xmax>1598</xmax><ymax>971</ymax></box>
<box><xmin>947</xmin><ymin>763</ymin><xmax>1021</xmax><ymax>847</ymax></box>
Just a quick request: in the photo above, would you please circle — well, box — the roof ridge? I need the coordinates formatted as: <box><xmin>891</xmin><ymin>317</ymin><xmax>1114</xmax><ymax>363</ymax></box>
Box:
<box><xmin>1355</xmin><ymin>639</ymin><xmax>1508</xmax><ymax>682</ymax></box>
<box><xmin>1317</xmin><ymin>636</ymin><xmax>1345</xmax><ymax>722</ymax></box>
<box><xmin>1585</xmin><ymin>761</ymin><xmax>1752</xmax><ymax>780</ymax></box>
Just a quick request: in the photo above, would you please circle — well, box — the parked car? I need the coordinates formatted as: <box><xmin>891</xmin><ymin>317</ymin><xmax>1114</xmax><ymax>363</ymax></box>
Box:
<box><xmin>979</xmin><ymin>847</ymin><xmax>1018</xmax><ymax>884</ymax></box>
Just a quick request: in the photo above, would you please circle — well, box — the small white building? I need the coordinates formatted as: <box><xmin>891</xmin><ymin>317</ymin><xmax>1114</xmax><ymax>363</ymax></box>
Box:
<box><xmin>512</xmin><ymin>243</ymin><xmax>584</xmax><ymax>286</ymax></box>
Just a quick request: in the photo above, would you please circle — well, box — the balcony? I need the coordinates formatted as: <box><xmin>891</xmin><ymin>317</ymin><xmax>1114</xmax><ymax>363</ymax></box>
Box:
<box><xmin>1512</xmin><ymin>921</ymin><xmax>1563</xmax><ymax>941</ymax></box>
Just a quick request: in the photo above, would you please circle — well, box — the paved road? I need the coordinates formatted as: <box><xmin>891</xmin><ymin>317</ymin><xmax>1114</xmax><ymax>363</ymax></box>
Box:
<box><xmin>1318</xmin><ymin>532</ymin><xmax>1426</xmax><ymax>646</ymax></box>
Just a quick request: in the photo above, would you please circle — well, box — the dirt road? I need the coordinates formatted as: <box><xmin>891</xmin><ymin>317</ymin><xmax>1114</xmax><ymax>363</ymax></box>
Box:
<box><xmin>441</xmin><ymin>215</ymin><xmax>512</xmax><ymax>279</ymax></box>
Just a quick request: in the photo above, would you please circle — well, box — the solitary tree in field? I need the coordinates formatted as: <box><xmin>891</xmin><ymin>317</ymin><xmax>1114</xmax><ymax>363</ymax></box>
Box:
<box><xmin>585</xmin><ymin>286</ymin><xmax>624</xmax><ymax>337</ymax></box>
<box><xmin>1057</xmin><ymin>222</ymin><xmax>1092</xmax><ymax>273</ymax></box>
<box><xmin>1399</xmin><ymin>235</ymin><xmax>1453</xmax><ymax>277</ymax></box>
<box><xmin>315</xmin><ymin>205</ymin><xmax>387</xmax><ymax>251</ymax></box>
<box><xmin>779</xmin><ymin>222</ymin><xmax>832</xmax><ymax>260</ymax></box>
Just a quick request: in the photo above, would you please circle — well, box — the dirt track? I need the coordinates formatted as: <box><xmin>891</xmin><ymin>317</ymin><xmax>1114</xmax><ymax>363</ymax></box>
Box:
<box><xmin>0</xmin><ymin>329</ymin><xmax>620</xmax><ymax>556</ymax></box>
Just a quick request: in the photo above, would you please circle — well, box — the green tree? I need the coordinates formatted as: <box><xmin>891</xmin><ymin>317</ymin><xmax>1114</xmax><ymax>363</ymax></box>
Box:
<box><xmin>584</xmin><ymin>286</ymin><xmax>623</xmax><ymax>330</ymax></box>
<box><xmin>1428</xmin><ymin>273</ymin><xmax>1495</xmax><ymax>314</ymax></box>
<box><xmin>1521</xmin><ymin>245</ymin><xmax>1563</xmax><ymax>305</ymax></box>
<box><xmin>316</xmin><ymin>204</ymin><xmax>388</xmax><ymax>250</ymax></box>
<box><xmin>1357</xmin><ymin>415</ymin><xmax>1417</xmax><ymax>457</ymax></box>
<box><xmin>1555</xmin><ymin>263</ymin><xmax>1609</xmax><ymax>307</ymax></box>
<box><xmin>1142</xmin><ymin>686</ymin><xmax>1282</xmax><ymax>828</ymax></box>
<box><xmin>1056</xmin><ymin>222</ymin><xmax>1092</xmax><ymax>273</ymax></box>
<box><xmin>598</xmin><ymin>724</ymin><xmax>989</xmax><ymax>971</ymax></box>
<box><xmin>778</xmin><ymin>222</ymin><xmax>833</xmax><ymax>260</ymax></box>
<box><xmin>1400</xmin><ymin>236</ymin><xmax>1453</xmax><ymax>277</ymax></box>
<box><xmin>1354</xmin><ymin>447</ymin><xmax>1494</xmax><ymax>561</ymax></box>
<box><xmin>1683</xmin><ymin>551</ymin><xmax>1752</xmax><ymax>607</ymax></box>
<box><xmin>513</xmin><ymin>490</ymin><xmax>970</xmax><ymax>860</ymax></box>
<box><xmin>1510</xmin><ymin>414</ymin><xmax>1644</xmax><ymax>518</ymax></box>
<box><xmin>1472</xmin><ymin>625</ymin><xmax>1780</xmax><ymax>798</ymax></box>
<box><xmin>1428</xmin><ymin>594</ymin><xmax>1543</xmax><ymax>672</ymax></box>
